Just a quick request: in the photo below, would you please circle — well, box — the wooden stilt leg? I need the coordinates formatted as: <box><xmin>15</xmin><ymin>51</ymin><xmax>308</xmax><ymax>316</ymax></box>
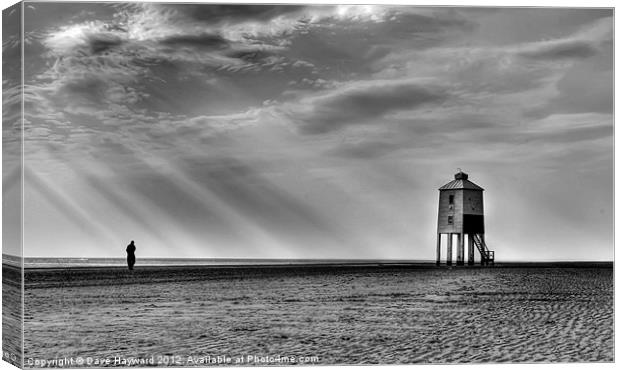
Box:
<box><xmin>457</xmin><ymin>233</ymin><xmax>464</xmax><ymax>266</ymax></box>
<box><xmin>446</xmin><ymin>234</ymin><xmax>453</xmax><ymax>266</ymax></box>
<box><xmin>468</xmin><ymin>234</ymin><xmax>475</xmax><ymax>265</ymax></box>
<box><xmin>436</xmin><ymin>233</ymin><xmax>441</xmax><ymax>266</ymax></box>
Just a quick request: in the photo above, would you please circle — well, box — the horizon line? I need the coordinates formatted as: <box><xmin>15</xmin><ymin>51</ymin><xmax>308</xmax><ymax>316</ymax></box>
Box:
<box><xmin>2</xmin><ymin>254</ymin><xmax>614</xmax><ymax>263</ymax></box>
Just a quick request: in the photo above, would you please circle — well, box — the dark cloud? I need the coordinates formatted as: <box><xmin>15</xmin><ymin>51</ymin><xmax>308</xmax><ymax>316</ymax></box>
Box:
<box><xmin>293</xmin><ymin>80</ymin><xmax>449</xmax><ymax>134</ymax></box>
<box><xmin>518</xmin><ymin>39</ymin><xmax>598</xmax><ymax>60</ymax></box>
<box><xmin>226</xmin><ymin>48</ymin><xmax>275</xmax><ymax>63</ymax></box>
<box><xmin>158</xmin><ymin>4</ymin><xmax>307</xmax><ymax>23</ymax></box>
<box><xmin>87</xmin><ymin>33</ymin><xmax>124</xmax><ymax>54</ymax></box>
<box><xmin>56</xmin><ymin>76</ymin><xmax>108</xmax><ymax>106</ymax></box>
<box><xmin>160</xmin><ymin>33</ymin><xmax>230</xmax><ymax>50</ymax></box>
<box><xmin>2</xmin><ymin>3</ymin><xmax>20</xmax><ymax>39</ymax></box>
<box><xmin>2</xmin><ymin>3</ymin><xmax>22</xmax><ymax>85</ymax></box>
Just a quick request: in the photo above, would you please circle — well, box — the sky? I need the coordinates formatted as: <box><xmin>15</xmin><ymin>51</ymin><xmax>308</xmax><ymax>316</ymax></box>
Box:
<box><xmin>2</xmin><ymin>2</ymin><xmax>613</xmax><ymax>261</ymax></box>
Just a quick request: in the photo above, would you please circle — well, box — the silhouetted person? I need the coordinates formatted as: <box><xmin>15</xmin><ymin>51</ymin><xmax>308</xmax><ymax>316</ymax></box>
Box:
<box><xmin>126</xmin><ymin>240</ymin><xmax>136</xmax><ymax>270</ymax></box>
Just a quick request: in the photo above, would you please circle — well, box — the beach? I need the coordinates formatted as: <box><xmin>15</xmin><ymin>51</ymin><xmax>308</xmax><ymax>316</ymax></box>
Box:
<box><xmin>16</xmin><ymin>264</ymin><xmax>614</xmax><ymax>366</ymax></box>
<box><xmin>3</xmin><ymin>264</ymin><xmax>22</xmax><ymax>368</ymax></box>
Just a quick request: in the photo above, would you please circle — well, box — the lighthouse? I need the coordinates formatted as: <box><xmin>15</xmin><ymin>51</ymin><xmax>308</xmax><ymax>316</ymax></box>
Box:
<box><xmin>436</xmin><ymin>171</ymin><xmax>494</xmax><ymax>266</ymax></box>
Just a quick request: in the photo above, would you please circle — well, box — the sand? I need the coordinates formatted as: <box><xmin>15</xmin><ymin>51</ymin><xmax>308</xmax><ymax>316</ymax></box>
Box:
<box><xmin>3</xmin><ymin>265</ymin><xmax>23</xmax><ymax>367</ymax></box>
<box><xmin>15</xmin><ymin>264</ymin><xmax>614</xmax><ymax>366</ymax></box>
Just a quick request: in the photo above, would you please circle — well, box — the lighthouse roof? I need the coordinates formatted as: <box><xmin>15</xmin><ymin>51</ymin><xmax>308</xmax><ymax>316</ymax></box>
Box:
<box><xmin>439</xmin><ymin>171</ymin><xmax>484</xmax><ymax>191</ymax></box>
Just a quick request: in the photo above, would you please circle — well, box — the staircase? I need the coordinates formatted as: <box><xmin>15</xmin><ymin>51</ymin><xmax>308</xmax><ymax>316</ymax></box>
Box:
<box><xmin>472</xmin><ymin>234</ymin><xmax>494</xmax><ymax>265</ymax></box>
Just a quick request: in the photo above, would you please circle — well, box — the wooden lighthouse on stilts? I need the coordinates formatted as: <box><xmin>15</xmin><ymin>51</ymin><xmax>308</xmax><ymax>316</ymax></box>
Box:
<box><xmin>436</xmin><ymin>171</ymin><xmax>494</xmax><ymax>266</ymax></box>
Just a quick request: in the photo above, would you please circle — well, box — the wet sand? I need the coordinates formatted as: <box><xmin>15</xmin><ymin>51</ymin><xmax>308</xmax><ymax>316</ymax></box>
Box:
<box><xmin>17</xmin><ymin>264</ymin><xmax>614</xmax><ymax>366</ymax></box>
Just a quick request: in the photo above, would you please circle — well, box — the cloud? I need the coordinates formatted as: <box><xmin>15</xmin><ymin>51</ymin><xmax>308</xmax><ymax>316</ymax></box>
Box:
<box><xmin>522</xmin><ymin>37</ymin><xmax>612</xmax><ymax>119</ymax></box>
<box><xmin>34</xmin><ymin>4</ymin><xmax>321</xmax><ymax>117</ymax></box>
<box><xmin>373</xmin><ymin>15</ymin><xmax>611</xmax><ymax>107</ymax></box>
<box><xmin>291</xmin><ymin>60</ymin><xmax>315</xmax><ymax>69</ymax></box>
<box><xmin>156</xmin><ymin>4</ymin><xmax>307</xmax><ymax>24</ymax></box>
<box><xmin>32</xmin><ymin>5</ymin><xmax>480</xmax><ymax>124</ymax></box>
<box><xmin>288</xmin><ymin>77</ymin><xmax>334</xmax><ymax>90</ymax></box>
<box><xmin>381</xmin><ymin>8</ymin><xmax>478</xmax><ymax>36</ymax></box>
<box><xmin>517</xmin><ymin>39</ymin><xmax>598</xmax><ymax>60</ymax></box>
<box><xmin>43</xmin><ymin>22</ymin><xmax>127</xmax><ymax>56</ymax></box>
<box><xmin>36</xmin><ymin>74</ymin><xmax>145</xmax><ymax>116</ymax></box>
<box><xmin>88</xmin><ymin>34</ymin><xmax>124</xmax><ymax>54</ymax></box>
<box><xmin>282</xmin><ymin>8</ymin><xmax>478</xmax><ymax>82</ymax></box>
<box><xmin>286</xmin><ymin>79</ymin><xmax>449</xmax><ymax>134</ymax></box>
<box><xmin>514</xmin><ymin>16</ymin><xmax>611</xmax><ymax>61</ymax></box>
<box><xmin>159</xmin><ymin>33</ymin><xmax>230</xmax><ymax>49</ymax></box>
<box><xmin>2</xmin><ymin>3</ymin><xmax>22</xmax><ymax>85</ymax></box>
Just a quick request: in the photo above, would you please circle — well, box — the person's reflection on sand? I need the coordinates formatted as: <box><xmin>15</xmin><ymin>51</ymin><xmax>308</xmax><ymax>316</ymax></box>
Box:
<box><xmin>126</xmin><ymin>240</ymin><xmax>136</xmax><ymax>270</ymax></box>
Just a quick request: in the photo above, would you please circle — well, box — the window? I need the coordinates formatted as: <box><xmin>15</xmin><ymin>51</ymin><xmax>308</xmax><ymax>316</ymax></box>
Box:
<box><xmin>449</xmin><ymin>195</ymin><xmax>454</xmax><ymax>204</ymax></box>
<box><xmin>448</xmin><ymin>216</ymin><xmax>453</xmax><ymax>225</ymax></box>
